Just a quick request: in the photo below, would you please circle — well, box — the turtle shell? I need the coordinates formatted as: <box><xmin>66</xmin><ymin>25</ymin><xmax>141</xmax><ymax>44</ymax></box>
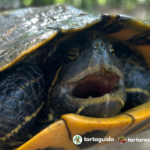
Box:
<box><xmin>0</xmin><ymin>5</ymin><xmax>150</xmax><ymax>150</ymax></box>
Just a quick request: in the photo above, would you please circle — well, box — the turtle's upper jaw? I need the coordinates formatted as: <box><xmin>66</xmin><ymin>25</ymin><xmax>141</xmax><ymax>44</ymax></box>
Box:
<box><xmin>60</xmin><ymin>65</ymin><xmax>126</xmax><ymax>118</ymax></box>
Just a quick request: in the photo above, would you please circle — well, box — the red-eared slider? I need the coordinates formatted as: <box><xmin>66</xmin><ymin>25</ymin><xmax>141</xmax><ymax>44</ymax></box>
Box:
<box><xmin>0</xmin><ymin>5</ymin><xmax>150</xmax><ymax>150</ymax></box>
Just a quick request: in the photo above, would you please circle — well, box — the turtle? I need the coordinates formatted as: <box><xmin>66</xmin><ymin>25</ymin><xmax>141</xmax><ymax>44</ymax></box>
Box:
<box><xmin>0</xmin><ymin>4</ymin><xmax>150</xmax><ymax>150</ymax></box>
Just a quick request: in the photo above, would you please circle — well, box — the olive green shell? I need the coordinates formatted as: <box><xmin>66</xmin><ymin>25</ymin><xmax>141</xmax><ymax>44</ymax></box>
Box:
<box><xmin>1</xmin><ymin>5</ymin><xmax>150</xmax><ymax>72</ymax></box>
<box><xmin>0</xmin><ymin>5</ymin><xmax>100</xmax><ymax>71</ymax></box>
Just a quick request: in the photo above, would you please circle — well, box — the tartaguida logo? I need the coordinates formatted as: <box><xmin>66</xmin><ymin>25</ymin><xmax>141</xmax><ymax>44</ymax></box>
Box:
<box><xmin>73</xmin><ymin>135</ymin><xmax>82</xmax><ymax>145</ymax></box>
<box><xmin>118</xmin><ymin>136</ymin><xmax>126</xmax><ymax>144</ymax></box>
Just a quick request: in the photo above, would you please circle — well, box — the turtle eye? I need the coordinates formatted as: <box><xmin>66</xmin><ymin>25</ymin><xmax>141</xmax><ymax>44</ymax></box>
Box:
<box><xmin>65</xmin><ymin>46</ymin><xmax>80</xmax><ymax>63</ymax></box>
<box><xmin>68</xmin><ymin>50</ymin><xmax>79</xmax><ymax>60</ymax></box>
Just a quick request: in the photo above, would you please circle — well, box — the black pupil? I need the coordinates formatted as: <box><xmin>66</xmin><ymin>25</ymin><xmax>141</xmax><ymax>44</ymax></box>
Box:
<box><xmin>69</xmin><ymin>52</ymin><xmax>76</xmax><ymax>57</ymax></box>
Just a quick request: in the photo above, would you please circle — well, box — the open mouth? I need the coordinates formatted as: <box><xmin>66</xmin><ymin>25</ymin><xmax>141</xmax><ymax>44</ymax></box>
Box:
<box><xmin>72</xmin><ymin>67</ymin><xmax>120</xmax><ymax>99</ymax></box>
<box><xmin>54</xmin><ymin>65</ymin><xmax>126</xmax><ymax>118</ymax></box>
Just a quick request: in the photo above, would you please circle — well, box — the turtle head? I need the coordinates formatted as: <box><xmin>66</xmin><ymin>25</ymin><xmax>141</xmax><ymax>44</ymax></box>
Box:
<box><xmin>45</xmin><ymin>38</ymin><xmax>126</xmax><ymax>118</ymax></box>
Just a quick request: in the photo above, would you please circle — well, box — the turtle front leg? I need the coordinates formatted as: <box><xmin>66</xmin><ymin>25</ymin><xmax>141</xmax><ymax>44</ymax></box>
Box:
<box><xmin>0</xmin><ymin>64</ymin><xmax>45</xmax><ymax>150</ymax></box>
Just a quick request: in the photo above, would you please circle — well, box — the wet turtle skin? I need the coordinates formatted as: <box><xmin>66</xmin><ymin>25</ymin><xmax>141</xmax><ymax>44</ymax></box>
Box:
<box><xmin>0</xmin><ymin>4</ymin><xmax>150</xmax><ymax>150</ymax></box>
<box><xmin>45</xmin><ymin>37</ymin><xmax>125</xmax><ymax>119</ymax></box>
<box><xmin>114</xmin><ymin>43</ymin><xmax>150</xmax><ymax>110</ymax></box>
<box><xmin>0</xmin><ymin>64</ymin><xmax>45</xmax><ymax>149</ymax></box>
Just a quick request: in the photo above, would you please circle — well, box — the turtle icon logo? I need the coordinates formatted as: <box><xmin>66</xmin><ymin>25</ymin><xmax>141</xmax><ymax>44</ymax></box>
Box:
<box><xmin>73</xmin><ymin>135</ymin><xmax>82</xmax><ymax>145</ymax></box>
<box><xmin>118</xmin><ymin>136</ymin><xmax>126</xmax><ymax>144</ymax></box>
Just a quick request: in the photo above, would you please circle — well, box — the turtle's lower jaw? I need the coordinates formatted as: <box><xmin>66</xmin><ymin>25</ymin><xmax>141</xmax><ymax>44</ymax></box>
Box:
<box><xmin>63</xmin><ymin>66</ymin><xmax>126</xmax><ymax>117</ymax></box>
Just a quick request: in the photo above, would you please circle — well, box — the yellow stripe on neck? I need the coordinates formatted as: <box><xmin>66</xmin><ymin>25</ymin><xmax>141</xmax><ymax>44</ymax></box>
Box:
<box><xmin>48</xmin><ymin>66</ymin><xmax>63</xmax><ymax>103</ymax></box>
<box><xmin>126</xmin><ymin>88</ymin><xmax>150</xmax><ymax>96</ymax></box>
